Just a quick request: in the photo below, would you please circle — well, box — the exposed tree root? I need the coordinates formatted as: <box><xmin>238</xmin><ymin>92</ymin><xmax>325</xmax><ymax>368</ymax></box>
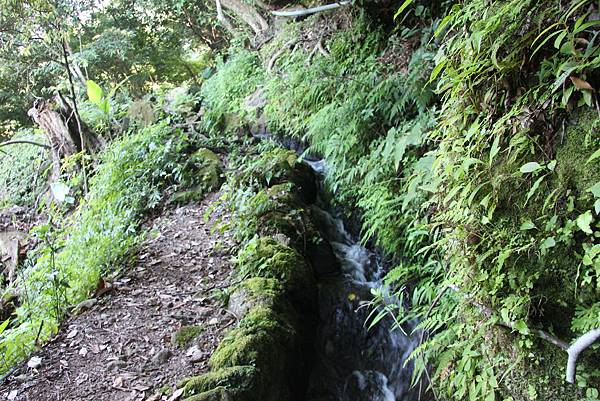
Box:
<box><xmin>267</xmin><ymin>39</ymin><xmax>298</xmax><ymax>73</ymax></box>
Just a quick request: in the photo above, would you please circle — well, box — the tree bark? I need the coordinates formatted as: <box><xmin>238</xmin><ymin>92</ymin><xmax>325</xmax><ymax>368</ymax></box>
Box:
<box><xmin>27</xmin><ymin>96</ymin><xmax>103</xmax><ymax>181</ymax></box>
<box><xmin>221</xmin><ymin>0</ymin><xmax>269</xmax><ymax>34</ymax></box>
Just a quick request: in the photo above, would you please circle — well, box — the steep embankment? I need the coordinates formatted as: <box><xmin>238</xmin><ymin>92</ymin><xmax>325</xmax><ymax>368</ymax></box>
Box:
<box><xmin>191</xmin><ymin>3</ymin><xmax>600</xmax><ymax>400</ymax></box>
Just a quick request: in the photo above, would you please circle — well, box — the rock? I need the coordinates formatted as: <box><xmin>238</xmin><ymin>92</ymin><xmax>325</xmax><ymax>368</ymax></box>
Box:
<box><xmin>74</xmin><ymin>298</ymin><xmax>97</xmax><ymax>313</ymax></box>
<box><xmin>227</xmin><ymin>278</ymin><xmax>281</xmax><ymax>319</ymax></box>
<box><xmin>306</xmin><ymin>239</ymin><xmax>341</xmax><ymax>278</ymax></box>
<box><xmin>27</xmin><ymin>356</ymin><xmax>42</xmax><ymax>369</ymax></box>
<box><xmin>151</xmin><ymin>349</ymin><xmax>173</xmax><ymax>366</ymax></box>
<box><xmin>106</xmin><ymin>360</ymin><xmax>127</xmax><ymax>371</ymax></box>
<box><xmin>186</xmin><ymin>345</ymin><xmax>206</xmax><ymax>363</ymax></box>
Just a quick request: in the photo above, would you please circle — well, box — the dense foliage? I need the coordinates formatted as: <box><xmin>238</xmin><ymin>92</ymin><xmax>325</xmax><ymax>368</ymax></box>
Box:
<box><xmin>0</xmin><ymin>0</ymin><xmax>599</xmax><ymax>400</ymax></box>
<box><xmin>0</xmin><ymin>131</ymin><xmax>49</xmax><ymax>208</ymax></box>
<box><xmin>192</xmin><ymin>3</ymin><xmax>600</xmax><ymax>399</ymax></box>
<box><xmin>0</xmin><ymin>117</ymin><xmax>218</xmax><ymax>371</ymax></box>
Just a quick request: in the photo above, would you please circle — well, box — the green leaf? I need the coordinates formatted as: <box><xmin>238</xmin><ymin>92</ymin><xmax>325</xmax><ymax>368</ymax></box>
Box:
<box><xmin>587</xmin><ymin>148</ymin><xmax>600</xmax><ymax>164</ymax></box>
<box><xmin>520</xmin><ymin>162</ymin><xmax>542</xmax><ymax>173</ymax></box>
<box><xmin>577</xmin><ymin>211</ymin><xmax>594</xmax><ymax>234</ymax></box>
<box><xmin>513</xmin><ymin>320</ymin><xmax>530</xmax><ymax>335</ymax></box>
<box><xmin>50</xmin><ymin>182</ymin><xmax>71</xmax><ymax>203</ymax></box>
<box><xmin>99</xmin><ymin>99</ymin><xmax>110</xmax><ymax>115</ymax></box>
<box><xmin>540</xmin><ymin>237</ymin><xmax>556</xmax><ymax>253</ymax></box>
<box><xmin>393</xmin><ymin>0</ymin><xmax>413</xmax><ymax>20</ymax></box>
<box><xmin>489</xmin><ymin>135</ymin><xmax>500</xmax><ymax>166</ymax></box>
<box><xmin>520</xmin><ymin>220</ymin><xmax>535</xmax><ymax>230</ymax></box>
<box><xmin>525</xmin><ymin>175</ymin><xmax>545</xmax><ymax>205</ymax></box>
<box><xmin>547</xmin><ymin>160</ymin><xmax>557</xmax><ymax>171</ymax></box>
<box><xmin>586</xmin><ymin>182</ymin><xmax>600</xmax><ymax>198</ymax></box>
<box><xmin>86</xmin><ymin>80</ymin><xmax>104</xmax><ymax>104</ymax></box>
<box><xmin>0</xmin><ymin>318</ymin><xmax>9</xmax><ymax>335</ymax></box>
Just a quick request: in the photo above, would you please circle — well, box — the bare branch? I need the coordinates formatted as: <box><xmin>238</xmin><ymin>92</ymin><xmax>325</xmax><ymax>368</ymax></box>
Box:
<box><xmin>0</xmin><ymin>140</ymin><xmax>51</xmax><ymax>150</ymax></box>
<box><xmin>268</xmin><ymin>39</ymin><xmax>297</xmax><ymax>72</ymax></box>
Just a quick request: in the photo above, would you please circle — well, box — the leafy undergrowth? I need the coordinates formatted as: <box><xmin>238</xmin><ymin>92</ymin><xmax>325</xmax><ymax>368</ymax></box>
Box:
<box><xmin>0</xmin><ymin>129</ymin><xmax>49</xmax><ymax>208</ymax></box>
<box><xmin>0</xmin><ymin>119</ymin><xmax>220</xmax><ymax>373</ymax></box>
<box><xmin>195</xmin><ymin>2</ymin><xmax>600</xmax><ymax>400</ymax></box>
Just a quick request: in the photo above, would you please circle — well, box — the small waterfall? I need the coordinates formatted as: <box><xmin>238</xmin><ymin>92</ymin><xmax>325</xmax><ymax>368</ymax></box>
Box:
<box><xmin>305</xmin><ymin>159</ymin><xmax>425</xmax><ymax>401</ymax></box>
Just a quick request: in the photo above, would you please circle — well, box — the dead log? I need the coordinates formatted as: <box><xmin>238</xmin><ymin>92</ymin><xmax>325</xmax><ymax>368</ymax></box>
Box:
<box><xmin>27</xmin><ymin>96</ymin><xmax>104</xmax><ymax>181</ymax></box>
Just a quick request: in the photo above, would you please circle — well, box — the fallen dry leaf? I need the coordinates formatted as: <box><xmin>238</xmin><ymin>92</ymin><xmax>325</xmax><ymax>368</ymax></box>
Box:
<box><xmin>570</xmin><ymin>76</ymin><xmax>594</xmax><ymax>91</ymax></box>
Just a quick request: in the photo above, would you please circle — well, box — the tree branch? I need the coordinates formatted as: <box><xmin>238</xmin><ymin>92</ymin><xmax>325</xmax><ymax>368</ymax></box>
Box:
<box><xmin>0</xmin><ymin>140</ymin><xmax>51</xmax><ymax>149</ymax></box>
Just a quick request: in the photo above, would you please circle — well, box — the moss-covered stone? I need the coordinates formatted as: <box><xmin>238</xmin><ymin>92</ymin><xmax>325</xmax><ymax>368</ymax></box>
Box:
<box><xmin>192</xmin><ymin>148</ymin><xmax>222</xmax><ymax>189</ymax></box>
<box><xmin>227</xmin><ymin>277</ymin><xmax>283</xmax><ymax>318</ymax></box>
<box><xmin>238</xmin><ymin>149</ymin><xmax>316</xmax><ymax>203</ymax></box>
<box><xmin>172</xmin><ymin>325</ymin><xmax>204</xmax><ymax>348</ymax></box>
<box><xmin>236</xmin><ymin>236</ymin><xmax>312</xmax><ymax>288</ymax></box>
<box><xmin>183</xmin><ymin>366</ymin><xmax>258</xmax><ymax>397</ymax></box>
<box><xmin>172</xmin><ymin>148</ymin><xmax>223</xmax><ymax>204</ymax></box>
<box><xmin>243</xmin><ymin>183</ymin><xmax>318</xmax><ymax>250</ymax></box>
<box><xmin>184</xmin><ymin>386</ymin><xmax>250</xmax><ymax>401</ymax></box>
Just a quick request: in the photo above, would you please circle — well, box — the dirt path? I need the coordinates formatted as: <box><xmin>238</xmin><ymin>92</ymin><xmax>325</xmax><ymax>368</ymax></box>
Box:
<box><xmin>0</xmin><ymin>192</ymin><xmax>237</xmax><ymax>401</ymax></box>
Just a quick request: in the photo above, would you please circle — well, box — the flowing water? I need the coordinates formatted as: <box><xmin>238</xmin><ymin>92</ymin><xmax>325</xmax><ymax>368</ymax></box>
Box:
<box><xmin>304</xmin><ymin>159</ymin><xmax>425</xmax><ymax>401</ymax></box>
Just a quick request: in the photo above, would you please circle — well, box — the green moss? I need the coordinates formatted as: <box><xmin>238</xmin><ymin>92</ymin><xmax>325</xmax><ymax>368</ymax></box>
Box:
<box><xmin>555</xmin><ymin>108</ymin><xmax>600</xmax><ymax>196</ymax></box>
<box><xmin>183</xmin><ymin>366</ymin><xmax>257</xmax><ymax>397</ymax></box>
<box><xmin>190</xmin><ymin>148</ymin><xmax>223</xmax><ymax>190</ymax></box>
<box><xmin>184</xmin><ymin>386</ymin><xmax>250</xmax><ymax>401</ymax></box>
<box><xmin>237</xmin><ymin>149</ymin><xmax>316</xmax><ymax>202</ymax></box>
<box><xmin>243</xmin><ymin>183</ymin><xmax>316</xmax><ymax>246</ymax></box>
<box><xmin>171</xmin><ymin>148</ymin><xmax>223</xmax><ymax>204</ymax></box>
<box><xmin>236</xmin><ymin>237</ymin><xmax>313</xmax><ymax>292</ymax></box>
<box><xmin>210</xmin><ymin>325</ymin><xmax>287</xmax><ymax>371</ymax></box>
<box><xmin>173</xmin><ymin>325</ymin><xmax>204</xmax><ymax>348</ymax></box>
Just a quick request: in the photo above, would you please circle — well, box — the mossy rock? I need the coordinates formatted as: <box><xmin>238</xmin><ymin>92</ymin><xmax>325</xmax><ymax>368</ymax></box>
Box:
<box><xmin>183</xmin><ymin>366</ymin><xmax>258</xmax><ymax>400</ymax></box>
<box><xmin>173</xmin><ymin>148</ymin><xmax>223</xmax><ymax>205</ymax></box>
<box><xmin>236</xmin><ymin>237</ymin><xmax>315</xmax><ymax>304</ymax></box>
<box><xmin>172</xmin><ymin>325</ymin><xmax>204</xmax><ymax>348</ymax></box>
<box><xmin>227</xmin><ymin>277</ymin><xmax>283</xmax><ymax>318</ymax></box>
<box><xmin>239</xmin><ymin>149</ymin><xmax>317</xmax><ymax>203</ymax></box>
<box><xmin>210</xmin><ymin>310</ymin><xmax>294</xmax><ymax>371</ymax></box>
<box><xmin>184</xmin><ymin>386</ymin><xmax>251</xmax><ymax>401</ymax></box>
<box><xmin>209</xmin><ymin>329</ymin><xmax>291</xmax><ymax>400</ymax></box>
<box><xmin>245</xmin><ymin>183</ymin><xmax>318</xmax><ymax>249</ymax></box>
<box><xmin>192</xmin><ymin>148</ymin><xmax>223</xmax><ymax>189</ymax></box>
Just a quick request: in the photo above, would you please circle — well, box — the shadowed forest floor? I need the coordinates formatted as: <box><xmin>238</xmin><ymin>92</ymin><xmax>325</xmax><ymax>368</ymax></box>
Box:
<box><xmin>0</xmin><ymin>193</ymin><xmax>237</xmax><ymax>401</ymax></box>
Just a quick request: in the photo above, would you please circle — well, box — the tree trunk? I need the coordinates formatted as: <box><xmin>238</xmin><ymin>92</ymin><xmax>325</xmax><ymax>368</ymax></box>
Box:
<box><xmin>27</xmin><ymin>96</ymin><xmax>104</xmax><ymax>181</ymax></box>
<box><xmin>221</xmin><ymin>0</ymin><xmax>269</xmax><ymax>34</ymax></box>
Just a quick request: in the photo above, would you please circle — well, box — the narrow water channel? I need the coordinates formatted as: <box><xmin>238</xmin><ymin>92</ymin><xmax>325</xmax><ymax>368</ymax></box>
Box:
<box><xmin>304</xmin><ymin>159</ymin><xmax>426</xmax><ymax>401</ymax></box>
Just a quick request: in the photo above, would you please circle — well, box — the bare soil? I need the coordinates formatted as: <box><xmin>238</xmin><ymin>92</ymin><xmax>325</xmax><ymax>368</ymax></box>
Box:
<box><xmin>0</xmin><ymin>192</ymin><xmax>237</xmax><ymax>401</ymax></box>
